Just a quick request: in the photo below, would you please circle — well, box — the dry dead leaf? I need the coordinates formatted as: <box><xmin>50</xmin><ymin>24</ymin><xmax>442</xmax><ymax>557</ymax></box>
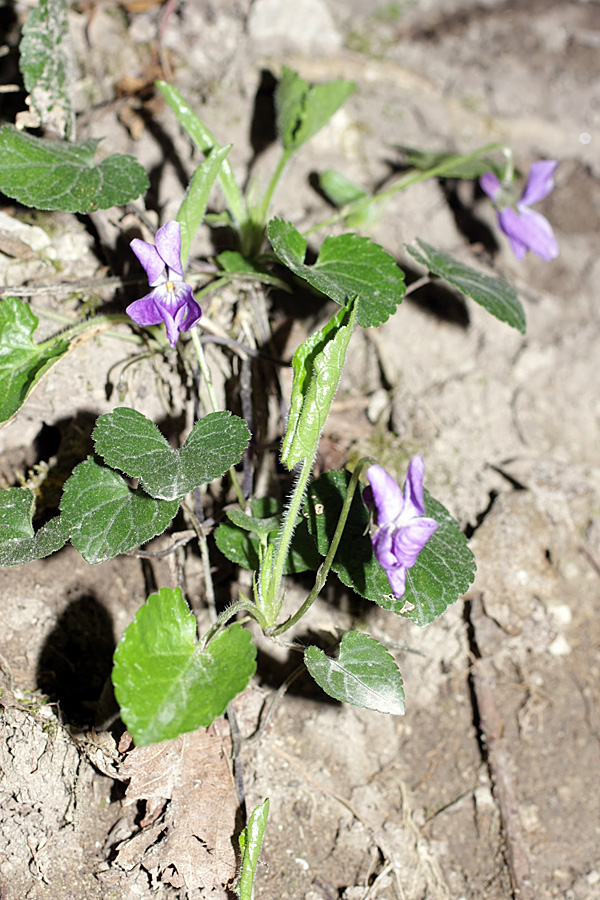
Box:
<box><xmin>114</xmin><ymin>723</ymin><xmax>238</xmax><ymax>894</ymax></box>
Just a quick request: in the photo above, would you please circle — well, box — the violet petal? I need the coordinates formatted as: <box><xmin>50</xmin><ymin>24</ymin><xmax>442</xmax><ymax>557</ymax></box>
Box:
<box><xmin>499</xmin><ymin>206</ymin><xmax>559</xmax><ymax>261</ymax></box>
<box><xmin>130</xmin><ymin>239</ymin><xmax>166</xmax><ymax>286</ymax></box>
<box><xmin>126</xmin><ymin>290</ymin><xmax>166</xmax><ymax>327</ymax></box>
<box><xmin>372</xmin><ymin>528</ymin><xmax>397</xmax><ymax>570</ymax></box>
<box><xmin>519</xmin><ymin>160</ymin><xmax>557</xmax><ymax>207</ymax></box>
<box><xmin>385</xmin><ymin>564</ymin><xmax>407</xmax><ymax>599</ymax></box>
<box><xmin>392</xmin><ymin>517</ymin><xmax>439</xmax><ymax>569</ymax></box>
<box><xmin>480</xmin><ymin>172</ymin><xmax>501</xmax><ymax>200</ymax></box>
<box><xmin>155</xmin><ymin>221</ymin><xmax>184</xmax><ymax>277</ymax></box>
<box><xmin>402</xmin><ymin>455</ymin><xmax>426</xmax><ymax>518</ymax></box>
<box><xmin>366</xmin><ymin>465</ymin><xmax>405</xmax><ymax>525</ymax></box>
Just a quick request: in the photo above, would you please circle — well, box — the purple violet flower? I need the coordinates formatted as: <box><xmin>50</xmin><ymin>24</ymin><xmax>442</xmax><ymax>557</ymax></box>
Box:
<box><xmin>480</xmin><ymin>161</ymin><xmax>559</xmax><ymax>261</ymax></box>
<box><xmin>127</xmin><ymin>221</ymin><xmax>202</xmax><ymax>348</ymax></box>
<box><xmin>363</xmin><ymin>457</ymin><xmax>439</xmax><ymax>599</ymax></box>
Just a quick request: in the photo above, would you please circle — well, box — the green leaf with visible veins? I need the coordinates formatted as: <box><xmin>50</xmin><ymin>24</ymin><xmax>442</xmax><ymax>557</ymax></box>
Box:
<box><xmin>0</xmin><ymin>125</ymin><xmax>148</xmax><ymax>213</ymax></box>
<box><xmin>0</xmin><ymin>298</ymin><xmax>70</xmax><ymax>425</ymax></box>
<box><xmin>157</xmin><ymin>80</ymin><xmax>245</xmax><ymax>225</ymax></box>
<box><xmin>113</xmin><ymin>587</ymin><xmax>257</xmax><ymax>745</ymax></box>
<box><xmin>267</xmin><ymin>218</ymin><xmax>405</xmax><ymax>328</ymax></box>
<box><xmin>305</xmin><ymin>632</ymin><xmax>405</xmax><ymax>714</ymax></box>
<box><xmin>407</xmin><ymin>239</ymin><xmax>526</xmax><ymax>334</ymax></box>
<box><xmin>275</xmin><ymin>67</ymin><xmax>355</xmax><ymax>154</ymax></box>
<box><xmin>0</xmin><ymin>488</ymin><xmax>68</xmax><ymax>566</ymax></box>
<box><xmin>237</xmin><ymin>799</ymin><xmax>270</xmax><ymax>900</ymax></box>
<box><xmin>215</xmin><ymin>498</ymin><xmax>320</xmax><ymax>574</ymax></box>
<box><xmin>281</xmin><ymin>297</ymin><xmax>356</xmax><ymax>470</ymax></box>
<box><xmin>93</xmin><ymin>408</ymin><xmax>250</xmax><ymax>501</ymax></box>
<box><xmin>60</xmin><ymin>457</ymin><xmax>179</xmax><ymax>565</ymax></box>
<box><xmin>177</xmin><ymin>145</ymin><xmax>232</xmax><ymax>267</ymax></box>
<box><xmin>402</xmin><ymin>148</ymin><xmax>503</xmax><ymax>180</ymax></box>
<box><xmin>305</xmin><ymin>469</ymin><xmax>476</xmax><ymax>627</ymax></box>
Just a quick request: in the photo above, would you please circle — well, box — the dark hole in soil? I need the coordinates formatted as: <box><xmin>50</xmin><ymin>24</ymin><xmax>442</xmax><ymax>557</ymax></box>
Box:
<box><xmin>36</xmin><ymin>591</ymin><xmax>116</xmax><ymax>727</ymax></box>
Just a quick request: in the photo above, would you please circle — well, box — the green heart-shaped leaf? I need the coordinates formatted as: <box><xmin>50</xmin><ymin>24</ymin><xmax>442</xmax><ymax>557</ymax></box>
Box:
<box><xmin>0</xmin><ymin>298</ymin><xmax>71</xmax><ymax>425</ymax></box>
<box><xmin>305</xmin><ymin>632</ymin><xmax>405</xmax><ymax>714</ymax></box>
<box><xmin>267</xmin><ymin>218</ymin><xmax>405</xmax><ymax>328</ymax></box>
<box><xmin>0</xmin><ymin>125</ymin><xmax>148</xmax><ymax>213</ymax></box>
<box><xmin>93</xmin><ymin>408</ymin><xmax>250</xmax><ymax>501</ymax></box>
<box><xmin>0</xmin><ymin>487</ymin><xmax>68</xmax><ymax>566</ymax></box>
<box><xmin>113</xmin><ymin>587</ymin><xmax>257</xmax><ymax>745</ymax></box>
<box><xmin>60</xmin><ymin>457</ymin><xmax>179</xmax><ymax>564</ymax></box>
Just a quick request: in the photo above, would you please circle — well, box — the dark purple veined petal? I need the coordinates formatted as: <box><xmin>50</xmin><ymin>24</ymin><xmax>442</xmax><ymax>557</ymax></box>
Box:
<box><xmin>157</xmin><ymin>290</ymin><xmax>202</xmax><ymax>348</ymax></box>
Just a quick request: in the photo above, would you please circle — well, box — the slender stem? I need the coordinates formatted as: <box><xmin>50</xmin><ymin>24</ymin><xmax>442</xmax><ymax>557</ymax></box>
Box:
<box><xmin>262</xmin><ymin>453</ymin><xmax>315</xmax><ymax>626</ymax></box>
<box><xmin>255</xmin><ymin>148</ymin><xmax>292</xmax><ymax>225</ymax></box>
<box><xmin>502</xmin><ymin>146</ymin><xmax>515</xmax><ymax>184</ymax></box>
<box><xmin>190</xmin><ymin>327</ymin><xmax>246</xmax><ymax>509</ymax></box>
<box><xmin>202</xmin><ymin>598</ymin><xmax>267</xmax><ymax>646</ymax></box>
<box><xmin>193</xmin><ymin>275</ymin><xmax>230</xmax><ymax>302</ymax></box>
<box><xmin>36</xmin><ymin>312</ymin><xmax>126</xmax><ymax>340</ymax></box>
<box><xmin>190</xmin><ymin>326</ymin><xmax>220</xmax><ymax>412</ymax></box>
<box><xmin>264</xmin><ymin>149</ymin><xmax>291</xmax><ymax>211</ymax></box>
<box><xmin>268</xmin><ymin>456</ymin><xmax>377</xmax><ymax>636</ymax></box>
<box><xmin>304</xmin><ymin>142</ymin><xmax>507</xmax><ymax>236</ymax></box>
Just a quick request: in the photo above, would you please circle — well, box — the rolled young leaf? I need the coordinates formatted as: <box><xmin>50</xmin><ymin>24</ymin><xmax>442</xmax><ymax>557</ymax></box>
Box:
<box><xmin>281</xmin><ymin>297</ymin><xmax>356</xmax><ymax>470</ymax></box>
<box><xmin>0</xmin><ymin>298</ymin><xmax>70</xmax><ymax>425</ymax></box>
<box><xmin>276</xmin><ymin>67</ymin><xmax>355</xmax><ymax>155</ymax></box>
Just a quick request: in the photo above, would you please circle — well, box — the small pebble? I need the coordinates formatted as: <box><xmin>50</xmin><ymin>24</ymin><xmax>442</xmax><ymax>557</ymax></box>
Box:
<box><xmin>548</xmin><ymin>634</ymin><xmax>571</xmax><ymax>656</ymax></box>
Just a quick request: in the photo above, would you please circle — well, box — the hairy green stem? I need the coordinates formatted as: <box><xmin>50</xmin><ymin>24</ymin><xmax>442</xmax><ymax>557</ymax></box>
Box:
<box><xmin>268</xmin><ymin>456</ymin><xmax>377</xmax><ymax>636</ymax></box>
<box><xmin>255</xmin><ymin>148</ymin><xmax>292</xmax><ymax>226</ymax></box>
<box><xmin>262</xmin><ymin>453</ymin><xmax>315</xmax><ymax>626</ymax></box>
<box><xmin>202</xmin><ymin>598</ymin><xmax>267</xmax><ymax>646</ymax></box>
<box><xmin>190</xmin><ymin>328</ymin><xmax>246</xmax><ymax>508</ymax></box>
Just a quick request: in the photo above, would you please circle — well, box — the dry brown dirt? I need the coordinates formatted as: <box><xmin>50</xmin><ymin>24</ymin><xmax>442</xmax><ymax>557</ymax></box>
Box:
<box><xmin>1</xmin><ymin>1</ymin><xmax>599</xmax><ymax>898</ymax></box>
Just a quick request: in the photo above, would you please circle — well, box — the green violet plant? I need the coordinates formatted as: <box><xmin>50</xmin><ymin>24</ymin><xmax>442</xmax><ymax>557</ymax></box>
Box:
<box><xmin>0</xmin><ymin>5</ymin><xmax>560</xmax><ymax>889</ymax></box>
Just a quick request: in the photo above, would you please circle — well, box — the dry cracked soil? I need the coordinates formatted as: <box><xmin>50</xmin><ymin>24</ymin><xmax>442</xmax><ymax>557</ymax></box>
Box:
<box><xmin>0</xmin><ymin>0</ymin><xmax>599</xmax><ymax>898</ymax></box>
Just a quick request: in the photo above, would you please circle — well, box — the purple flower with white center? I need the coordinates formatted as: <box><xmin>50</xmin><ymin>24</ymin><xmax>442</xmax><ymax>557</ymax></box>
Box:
<box><xmin>480</xmin><ymin>161</ymin><xmax>559</xmax><ymax>262</ymax></box>
<box><xmin>363</xmin><ymin>456</ymin><xmax>439</xmax><ymax>599</ymax></box>
<box><xmin>127</xmin><ymin>221</ymin><xmax>202</xmax><ymax>348</ymax></box>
